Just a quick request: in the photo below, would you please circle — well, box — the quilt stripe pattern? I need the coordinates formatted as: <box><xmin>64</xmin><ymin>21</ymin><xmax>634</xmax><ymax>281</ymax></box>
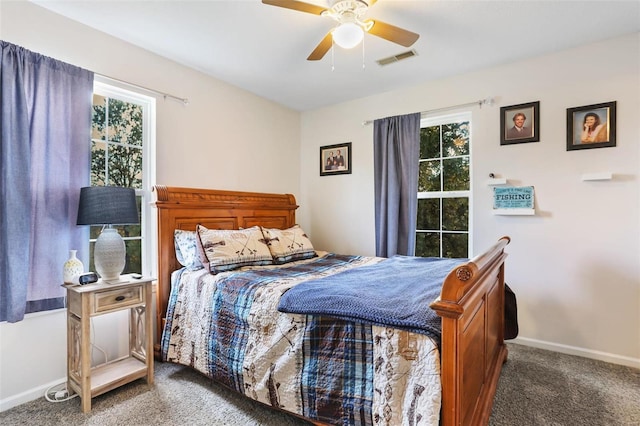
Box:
<box><xmin>302</xmin><ymin>316</ymin><xmax>374</xmax><ymax>425</ymax></box>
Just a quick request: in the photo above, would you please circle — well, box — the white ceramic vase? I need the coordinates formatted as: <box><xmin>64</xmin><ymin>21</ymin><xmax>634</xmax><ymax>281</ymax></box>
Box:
<box><xmin>63</xmin><ymin>250</ymin><xmax>84</xmax><ymax>284</ymax></box>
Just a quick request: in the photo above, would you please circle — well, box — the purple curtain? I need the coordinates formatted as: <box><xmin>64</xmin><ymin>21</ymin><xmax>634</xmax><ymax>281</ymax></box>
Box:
<box><xmin>0</xmin><ymin>41</ymin><xmax>93</xmax><ymax>322</ymax></box>
<box><xmin>373</xmin><ymin>113</ymin><xmax>420</xmax><ymax>257</ymax></box>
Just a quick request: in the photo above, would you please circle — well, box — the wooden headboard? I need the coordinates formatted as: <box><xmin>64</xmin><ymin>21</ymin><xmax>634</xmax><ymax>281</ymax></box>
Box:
<box><xmin>152</xmin><ymin>185</ymin><xmax>298</xmax><ymax>357</ymax></box>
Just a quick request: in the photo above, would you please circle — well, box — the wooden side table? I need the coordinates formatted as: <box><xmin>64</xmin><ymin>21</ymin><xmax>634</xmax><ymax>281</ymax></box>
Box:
<box><xmin>64</xmin><ymin>275</ymin><xmax>154</xmax><ymax>413</ymax></box>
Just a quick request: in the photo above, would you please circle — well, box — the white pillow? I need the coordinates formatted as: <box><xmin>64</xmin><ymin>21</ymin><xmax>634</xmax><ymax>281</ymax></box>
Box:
<box><xmin>174</xmin><ymin>229</ymin><xmax>204</xmax><ymax>271</ymax></box>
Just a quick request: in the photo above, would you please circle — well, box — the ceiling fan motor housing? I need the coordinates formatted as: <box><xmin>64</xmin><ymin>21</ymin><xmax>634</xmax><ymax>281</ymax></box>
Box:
<box><xmin>326</xmin><ymin>1</ymin><xmax>369</xmax><ymax>24</ymax></box>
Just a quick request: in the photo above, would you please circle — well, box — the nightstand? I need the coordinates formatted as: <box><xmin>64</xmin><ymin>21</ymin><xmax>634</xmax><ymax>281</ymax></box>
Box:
<box><xmin>64</xmin><ymin>275</ymin><xmax>154</xmax><ymax>413</ymax></box>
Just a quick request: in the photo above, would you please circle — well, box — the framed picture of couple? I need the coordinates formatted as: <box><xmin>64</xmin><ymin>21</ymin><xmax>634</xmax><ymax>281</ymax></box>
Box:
<box><xmin>566</xmin><ymin>101</ymin><xmax>616</xmax><ymax>151</ymax></box>
<box><xmin>320</xmin><ymin>142</ymin><xmax>352</xmax><ymax>176</ymax></box>
<box><xmin>500</xmin><ymin>101</ymin><xmax>540</xmax><ymax>145</ymax></box>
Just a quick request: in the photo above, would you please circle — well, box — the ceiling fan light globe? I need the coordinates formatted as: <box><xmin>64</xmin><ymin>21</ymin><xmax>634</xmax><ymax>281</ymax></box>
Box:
<box><xmin>332</xmin><ymin>23</ymin><xmax>364</xmax><ymax>49</ymax></box>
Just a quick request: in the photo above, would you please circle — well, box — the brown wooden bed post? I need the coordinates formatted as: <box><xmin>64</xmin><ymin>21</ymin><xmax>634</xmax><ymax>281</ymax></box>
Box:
<box><xmin>430</xmin><ymin>236</ymin><xmax>510</xmax><ymax>426</ymax></box>
<box><xmin>151</xmin><ymin>185</ymin><xmax>298</xmax><ymax>359</ymax></box>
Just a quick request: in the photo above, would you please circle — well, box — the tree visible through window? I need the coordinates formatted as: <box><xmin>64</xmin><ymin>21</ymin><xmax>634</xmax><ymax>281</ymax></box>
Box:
<box><xmin>90</xmin><ymin>89</ymin><xmax>148</xmax><ymax>274</ymax></box>
<box><xmin>416</xmin><ymin>113</ymin><xmax>471</xmax><ymax>258</ymax></box>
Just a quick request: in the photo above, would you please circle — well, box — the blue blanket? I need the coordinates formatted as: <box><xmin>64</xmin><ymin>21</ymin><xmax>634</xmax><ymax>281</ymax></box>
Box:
<box><xmin>278</xmin><ymin>255</ymin><xmax>466</xmax><ymax>341</ymax></box>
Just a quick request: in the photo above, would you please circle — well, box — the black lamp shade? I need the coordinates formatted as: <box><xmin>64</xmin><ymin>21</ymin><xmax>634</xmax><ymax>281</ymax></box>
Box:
<box><xmin>77</xmin><ymin>186</ymin><xmax>139</xmax><ymax>225</ymax></box>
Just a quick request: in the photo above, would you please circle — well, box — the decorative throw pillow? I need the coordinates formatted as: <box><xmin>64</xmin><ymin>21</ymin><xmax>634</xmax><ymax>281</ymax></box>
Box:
<box><xmin>174</xmin><ymin>230</ymin><xmax>204</xmax><ymax>271</ymax></box>
<box><xmin>261</xmin><ymin>225</ymin><xmax>317</xmax><ymax>264</ymax></box>
<box><xmin>196</xmin><ymin>225</ymin><xmax>273</xmax><ymax>273</ymax></box>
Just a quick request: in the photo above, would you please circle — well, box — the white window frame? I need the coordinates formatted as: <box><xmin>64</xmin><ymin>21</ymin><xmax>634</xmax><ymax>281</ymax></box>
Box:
<box><xmin>418</xmin><ymin>111</ymin><xmax>473</xmax><ymax>257</ymax></box>
<box><xmin>92</xmin><ymin>78</ymin><xmax>157</xmax><ymax>277</ymax></box>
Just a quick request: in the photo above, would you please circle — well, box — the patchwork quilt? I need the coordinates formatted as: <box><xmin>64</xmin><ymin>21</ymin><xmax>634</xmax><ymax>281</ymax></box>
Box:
<box><xmin>162</xmin><ymin>253</ymin><xmax>442</xmax><ymax>426</ymax></box>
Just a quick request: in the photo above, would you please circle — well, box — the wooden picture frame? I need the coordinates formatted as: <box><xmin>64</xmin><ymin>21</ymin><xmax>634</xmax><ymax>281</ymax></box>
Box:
<box><xmin>320</xmin><ymin>142</ymin><xmax>352</xmax><ymax>176</ymax></box>
<box><xmin>500</xmin><ymin>101</ymin><xmax>540</xmax><ymax>145</ymax></box>
<box><xmin>566</xmin><ymin>101</ymin><xmax>616</xmax><ymax>151</ymax></box>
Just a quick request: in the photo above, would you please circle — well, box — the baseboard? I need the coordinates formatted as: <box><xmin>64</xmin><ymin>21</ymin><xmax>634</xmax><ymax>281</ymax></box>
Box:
<box><xmin>0</xmin><ymin>377</ymin><xmax>66</xmax><ymax>412</ymax></box>
<box><xmin>512</xmin><ymin>337</ymin><xmax>640</xmax><ymax>369</ymax></box>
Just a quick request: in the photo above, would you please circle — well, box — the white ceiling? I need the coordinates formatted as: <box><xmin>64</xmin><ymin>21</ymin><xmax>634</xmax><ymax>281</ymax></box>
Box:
<box><xmin>31</xmin><ymin>0</ymin><xmax>640</xmax><ymax>111</ymax></box>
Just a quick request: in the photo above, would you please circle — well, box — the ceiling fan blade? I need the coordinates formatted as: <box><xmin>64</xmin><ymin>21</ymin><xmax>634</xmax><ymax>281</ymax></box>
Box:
<box><xmin>262</xmin><ymin>0</ymin><xmax>327</xmax><ymax>15</ymax></box>
<box><xmin>307</xmin><ymin>32</ymin><xmax>333</xmax><ymax>61</ymax></box>
<box><xmin>366</xmin><ymin>19</ymin><xmax>419</xmax><ymax>47</ymax></box>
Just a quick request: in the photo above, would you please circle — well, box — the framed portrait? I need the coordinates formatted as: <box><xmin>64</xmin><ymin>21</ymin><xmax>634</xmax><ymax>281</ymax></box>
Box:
<box><xmin>500</xmin><ymin>101</ymin><xmax>540</xmax><ymax>145</ymax></box>
<box><xmin>566</xmin><ymin>101</ymin><xmax>616</xmax><ymax>151</ymax></box>
<box><xmin>320</xmin><ymin>142</ymin><xmax>352</xmax><ymax>176</ymax></box>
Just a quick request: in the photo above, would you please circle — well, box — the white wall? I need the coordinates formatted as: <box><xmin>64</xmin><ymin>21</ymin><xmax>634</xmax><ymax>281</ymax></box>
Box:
<box><xmin>298</xmin><ymin>33</ymin><xmax>640</xmax><ymax>367</ymax></box>
<box><xmin>0</xmin><ymin>1</ymin><xmax>300</xmax><ymax>410</ymax></box>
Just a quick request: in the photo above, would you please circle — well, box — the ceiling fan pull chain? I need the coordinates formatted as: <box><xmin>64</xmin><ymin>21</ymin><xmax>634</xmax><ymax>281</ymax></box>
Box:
<box><xmin>331</xmin><ymin>39</ymin><xmax>335</xmax><ymax>72</ymax></box>
<box><xmin>362</xmin><ymin>36</ymin><xmax>366</xmax><ymax>70</ymax></box>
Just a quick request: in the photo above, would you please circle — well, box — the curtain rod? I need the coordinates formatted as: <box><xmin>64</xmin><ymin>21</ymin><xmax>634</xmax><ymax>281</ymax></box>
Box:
<box><xmin>362</xmin><ymin>98</ymin><xmax>494</xmax><ymax>126</ymax></box>
<box><xmin>96</xmin><ymin>74</ymin><xmax>189</xmax><ymax>106</ymax></box>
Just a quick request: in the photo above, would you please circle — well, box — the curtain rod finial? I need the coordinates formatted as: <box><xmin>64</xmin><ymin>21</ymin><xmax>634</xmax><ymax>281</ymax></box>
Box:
<box><xmin>481</xmin><ymin>98</ymin><xmax>495</xmax><ymax>107</ymax></box>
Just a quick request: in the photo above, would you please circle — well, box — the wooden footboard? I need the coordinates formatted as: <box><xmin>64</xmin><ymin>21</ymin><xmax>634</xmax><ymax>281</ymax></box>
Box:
<box><xmin>153</xmin><ymin>185</ymin><xmax>509</xmax><ymax>426</ymax></box>
<box><xmin>431</xmin><ymin>236</ymin><xmax>510</xmax><ymax>426</ymax></box>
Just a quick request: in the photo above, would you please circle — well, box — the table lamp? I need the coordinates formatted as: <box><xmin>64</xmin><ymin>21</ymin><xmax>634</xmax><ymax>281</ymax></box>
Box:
<box><xmin>76</xmin><ymin>186</ymin><xmax>139</xmax><ymax>282</ymax></box>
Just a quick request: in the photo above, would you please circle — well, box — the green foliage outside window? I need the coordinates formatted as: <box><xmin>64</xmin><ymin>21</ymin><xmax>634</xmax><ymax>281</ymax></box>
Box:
<box><xmin>416</xmin><ymin>120</ymin><xmax>470</xmax><ymax>259</ymax></box>
<box><xmin>90</xmin><ymin>95</ymin><xmax>143</xmax><ymax>273</ymax></box>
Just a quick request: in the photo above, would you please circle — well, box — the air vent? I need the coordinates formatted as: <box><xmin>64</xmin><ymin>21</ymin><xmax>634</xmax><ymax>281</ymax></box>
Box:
<box><xmin>376</xmin><ymin>50</ymin><xmax>418</xmax><ymax>66</ymax></box>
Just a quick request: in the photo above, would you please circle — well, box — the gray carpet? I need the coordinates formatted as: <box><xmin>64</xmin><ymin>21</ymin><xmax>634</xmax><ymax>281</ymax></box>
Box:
<box><xmin>1</xmin><ymin>343</ymin><xmax>638</xmax><ymax>425</ymax></box>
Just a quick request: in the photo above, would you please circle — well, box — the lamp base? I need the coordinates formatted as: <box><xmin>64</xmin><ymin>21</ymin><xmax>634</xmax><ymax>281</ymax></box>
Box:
<box><xmin>94</xmin><ymin>227</ymin><xmax>126</xmax><ymax>281</ymax></box>
<box><xmin>101</xmin><ymin>278</ymin><xmax>131</xmax><ymax>285</ymax></box>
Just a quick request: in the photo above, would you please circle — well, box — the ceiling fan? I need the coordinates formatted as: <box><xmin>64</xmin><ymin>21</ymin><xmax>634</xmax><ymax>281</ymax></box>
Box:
<box><xmin>262</xmin><ymin>0</ymin><xmax>420</xmax><ymax>61</ymax></box>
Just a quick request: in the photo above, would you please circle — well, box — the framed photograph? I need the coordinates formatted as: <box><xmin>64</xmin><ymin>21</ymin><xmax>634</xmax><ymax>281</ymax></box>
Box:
<box><xmin>320</xmin><ymin>142</ymin><xmax>352</xmax><ymax>176</ymax></box>
<box><xmin>500</xmin><ymin>101</ymin><xmax>540</xmax><ymax>145</ymax></box>
<box><xmin>566</xmin><ymin>101</ymin><xmax>616</xmax><ymax>151</ymax></box>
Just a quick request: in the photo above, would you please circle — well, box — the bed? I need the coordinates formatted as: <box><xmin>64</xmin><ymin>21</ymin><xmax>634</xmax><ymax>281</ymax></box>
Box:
<box><xmin>153</xmin><ymin>185</ymin><xmax>510</xmax><ymax>426</ymax></box>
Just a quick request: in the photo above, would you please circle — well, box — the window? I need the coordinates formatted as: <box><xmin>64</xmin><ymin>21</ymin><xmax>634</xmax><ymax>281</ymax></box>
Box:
<box><xmin>90</xmin><ymin>80</ymin><xmax>156</xmax><ymax>276</ymax></box>
<box><xmin>416</xmin><ymin>113</ymin><xmax>471</xmax><ymax>258</ymax></box>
